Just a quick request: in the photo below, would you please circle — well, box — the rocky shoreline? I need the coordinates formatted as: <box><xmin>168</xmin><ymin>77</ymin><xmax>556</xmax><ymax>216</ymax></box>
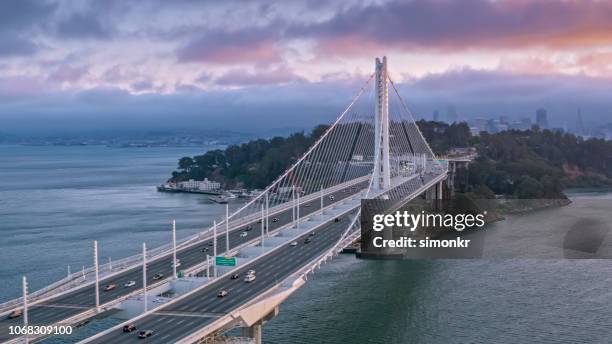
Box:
<box><xmin>497</xmin><ymin>197</ymin><xmax>572</xmax><ymax>215</ymax></box>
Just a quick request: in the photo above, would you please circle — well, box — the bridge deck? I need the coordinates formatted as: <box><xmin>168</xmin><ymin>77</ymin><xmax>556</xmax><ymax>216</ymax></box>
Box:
<box><xmin>80</xmin><ymin>171</ymin><xmax>446</xmax><ymax>344</ymax></box>
<box><xmin>0</xmin><ymin>179</ymin><xmax>369</xmax><ymax>344</ymax></box>
<box><xmin>84</xmin><ymin>209</ymin><xmax>356</xmax><ymax>344</ymax></box>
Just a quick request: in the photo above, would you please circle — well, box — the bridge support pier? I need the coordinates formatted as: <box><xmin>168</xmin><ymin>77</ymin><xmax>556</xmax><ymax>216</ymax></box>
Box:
<box><xmin>241</xmin><ymin>321</ymin><xmax>262</xmax><ymax>344</ymax></box>
<box><xmin>446</xmin><ymin>159</ymin><xmax>470</xmax><ymax>197</ymax></box>
<box><xmin>238</xmin><ymin>305</ymin><xmax>278</xmax><ymax>344</ymax></box>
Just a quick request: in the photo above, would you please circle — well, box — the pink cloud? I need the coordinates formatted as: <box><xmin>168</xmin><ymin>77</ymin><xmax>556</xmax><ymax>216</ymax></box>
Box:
<box><xmin>47</xmin><ymin>65</ymin><xmax>88</xmax><ymax>83</ymax></box>
<box><xmin>214</xmin><ymin>65</ymin><xmax>305</xmax><ymax>86</ymax></box>
<box><xmin>306</xmin><ymin>0</ymin><xmax>612</xmax><ymax>56</ymax></box>
<box><xmin>176</xmin><ymin>30</ymin><xmax>282</xmax><ymax>65</ymax></box>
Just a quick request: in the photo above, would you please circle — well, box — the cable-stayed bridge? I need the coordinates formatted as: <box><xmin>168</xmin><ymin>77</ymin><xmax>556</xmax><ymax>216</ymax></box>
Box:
<box><xmin>1</xmin><ymin>57</ymin><xmax>448</xmax><ymax>344</ymax></box>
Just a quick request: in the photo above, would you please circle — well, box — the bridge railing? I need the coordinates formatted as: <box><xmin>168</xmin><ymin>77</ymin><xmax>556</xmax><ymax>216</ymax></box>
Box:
<box><xmin>0</xmin><ymin>175</ymin><xmax>372</xmax><ymax>315</ymax></box>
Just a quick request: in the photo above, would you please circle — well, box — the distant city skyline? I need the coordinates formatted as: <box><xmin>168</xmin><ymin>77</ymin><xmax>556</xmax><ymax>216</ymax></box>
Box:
<box><xmin>426</xmin><ymin>105</ymin><xmax>611</xmax><ymax>140</ymax></box>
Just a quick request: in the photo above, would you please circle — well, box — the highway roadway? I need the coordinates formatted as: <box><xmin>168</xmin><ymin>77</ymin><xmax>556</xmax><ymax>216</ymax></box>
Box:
<box><xmin>85</xmin><ymin>209</ymin><xmax>358</xmax><ymax>343</ymax></box>
<box><xmin>83</xmin><ymin>171</ymin><xmax>447</xmax><ymax>344</ymax></box>
<box><xmin>0</xmin><ymin>179</ymin><xmax>368</xmax><ymax>343</ymax></box>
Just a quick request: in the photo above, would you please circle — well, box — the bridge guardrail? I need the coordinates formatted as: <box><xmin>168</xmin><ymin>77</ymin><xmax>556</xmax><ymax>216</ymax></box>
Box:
<box><xmin>77</xmin><ymin>170</ymin><xmax>447</xmax><ymax>344</ymax></box>
<box><xmin>79</xmin><ymin>188</ymin><xmax>368</xmax><ymax>344</ymax></box>
<box><xmin>0</xmin><ymin>176</ymin><xmax>370</xmax><ymax>316</ymax></box>
<box><xmin>3</xmin><ymin>189</ymin><xmax>366</xmax><ymax>344</ymax></box>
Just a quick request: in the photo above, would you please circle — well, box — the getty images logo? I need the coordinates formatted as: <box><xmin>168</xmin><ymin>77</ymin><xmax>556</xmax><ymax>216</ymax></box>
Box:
<box><xmin>372</xmin><ymin>210</ymin><xmax>487</xmax><ymax>232</ymax></box>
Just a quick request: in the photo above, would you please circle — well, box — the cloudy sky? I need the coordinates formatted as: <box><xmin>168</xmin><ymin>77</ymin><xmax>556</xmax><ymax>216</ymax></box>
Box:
<box><xmin>1</xmin><ymin>0</ymin><xmax>612</xmax><ymax>135</ymax></box>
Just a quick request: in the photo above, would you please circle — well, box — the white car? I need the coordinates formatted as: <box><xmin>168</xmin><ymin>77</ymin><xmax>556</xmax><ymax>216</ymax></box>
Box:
<box><xmin>290</xmin><ymin>241</ymin><xmax>298</xmax><ymax>247</ymax></box>
<box><xmin>329</xmin><ymin>195</ymin><xmax>335</xmax><ymax>200</ymax></box>
<box><xmin>171</xmin><ymin>260</ymin><xmax>181</xmax><ymax>268</ymax></box>
<box><xmin>240</xmin><ymin>231</ymin><xmax>248</xmax><ymax>237</ymax></box>
<box><xmin>124</xmin><ymin>280</ymin><xmax>136</xmax><ymax>287</ymax></box>
<box><xmin>138</xmin><ymin>330</ymin><xmax>153</xmax><ymax>338</ymax></box>
<box><xmin>244</xmin><ymin>274</ymin><xmax>256</xmax><ymax>283</ymax></box>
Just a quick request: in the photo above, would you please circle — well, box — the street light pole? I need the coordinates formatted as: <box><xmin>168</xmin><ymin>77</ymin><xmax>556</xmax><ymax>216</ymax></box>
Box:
<box><xmin>292</xmin><ymin>186</ymin><xmax>296</xmax><ymax>227</ymax></box>
<box><xmin>320</xmin><ymin>184</ymin><xmax>324</xmax><ymax>215</ymax></box>
<box><xmin>297</xmin><ymin>190</ymin><xmax>300</xmax><ymax>230</ymax></box>
<box><xmin>265</xmin><ymin>192</ymin><xmax>269</xmax><ymax>235</ymax></box>
<box><xmin>94</xmin><ymin>240</ymin><xmax>99</xmax><ymax>312</ymax></box>
<box><xmin>142</xmin><ymin>242</ymin><xmax>147</xmax><ymax>312</ymax></box>
<box><xmin>172</xmin><ymin>220</ymin><xmax>177</xmax><ymax>279</ymax></box>
<box><xmin>22</xmin><ymin>275</ymin><xmax>28</xmax><ymax>344</ymax></box>
<box><xmin>225</xmin><ymin>204</ymin><xmax>229</xmax><ymax>253</ymax></box>
<box><xmin>213</xmin><ymin>220</ymin><xmax>217</xmax><ymax>278</ymax></box>
<box><xmin>261</xmin><ymin>205</ymin><xmax>265</xmax><ymax>251</ymax></box>
<box><xmin>205</xmin><ymin>254</ymin><xmax>209</xmax><ymax>278</ymax></box>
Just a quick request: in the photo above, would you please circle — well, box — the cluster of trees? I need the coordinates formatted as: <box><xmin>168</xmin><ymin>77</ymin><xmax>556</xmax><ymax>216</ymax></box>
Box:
<box><xmin>171</xmin><ymin>125</ymin><xmax>327</xmax><ymax>188</ymax></box>
<box><xmin>413</xmin><ymin>120</ymin><xmax>611</xmax><ymax>198</ymax></box>
<box><xmin>170</xmin><ymin>120</ymin><xmax>611</xmax><ymax>199</ymax></box>
<box><xmin>416</xmin><ymin>120</ymin><xmax>471</xmax><ymax>154</ymax></box>
<box><xmin>456</xmin><ymin>127</ymin><xmax>612</xmax><ymax>199</ymax></box>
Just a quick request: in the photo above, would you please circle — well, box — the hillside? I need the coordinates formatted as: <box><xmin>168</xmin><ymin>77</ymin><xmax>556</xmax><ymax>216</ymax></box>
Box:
<box><xmin>170</xmin><ymin>121</ymin><xmax>612</xmax><ymax>198</ymax></box>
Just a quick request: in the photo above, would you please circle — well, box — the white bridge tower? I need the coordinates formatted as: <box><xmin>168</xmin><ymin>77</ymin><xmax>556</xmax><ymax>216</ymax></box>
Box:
<box><xmin>373</xmin><ymin>56</ymin><xmax>391</xmax><ymax>190</ymax></box>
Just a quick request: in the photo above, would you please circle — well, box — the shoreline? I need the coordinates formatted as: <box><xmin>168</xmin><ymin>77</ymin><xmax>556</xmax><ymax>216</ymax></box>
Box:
<box><xmin>497</xmin><ymin>197</ymin><xmax>572</xmax><ymax>215</ymax></box>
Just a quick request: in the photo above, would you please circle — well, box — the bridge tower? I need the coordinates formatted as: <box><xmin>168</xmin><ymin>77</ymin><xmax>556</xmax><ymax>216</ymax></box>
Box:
<box><xmin>373</xmin><ymin>56</ymin><xmax>391</xmax><ymax>191</ymax></box>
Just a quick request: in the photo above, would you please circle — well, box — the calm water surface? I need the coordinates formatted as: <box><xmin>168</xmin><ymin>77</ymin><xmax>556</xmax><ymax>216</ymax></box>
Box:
<box><xmin>0</xmin><ymin>144</ymin><xmax>226</xmax><ymax>301</ymax></box>
<box><xmin>263</xmin><ymin>191</ymin><xmax>612</xmax><ymax>344</ymax></box>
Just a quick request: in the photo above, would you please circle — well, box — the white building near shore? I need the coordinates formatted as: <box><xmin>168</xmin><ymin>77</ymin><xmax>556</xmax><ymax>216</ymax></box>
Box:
<box><xmin>179</xmin><ymin>178</ymin><xmax>221</xmax><ymax>191</ymax></box>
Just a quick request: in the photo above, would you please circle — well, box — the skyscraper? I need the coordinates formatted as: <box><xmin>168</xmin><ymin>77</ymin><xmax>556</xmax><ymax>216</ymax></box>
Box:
<box><xmin>447</xmin><ymin>105</ymin><xmax>457</xmax><ymax>123</ymax></box>
<box><xmin>536</xmin><ymin>108</ymin><xmax>548</xmax><ymax>129</ymax></box>
<box><xmin>433</xmin><ymin>110</ymin><xmax>440</xmax><ymax>122</ymax></box>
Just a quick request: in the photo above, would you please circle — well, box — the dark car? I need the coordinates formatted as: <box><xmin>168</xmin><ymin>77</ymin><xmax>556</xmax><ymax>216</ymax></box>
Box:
<box><xmin>334</xmin><ymin>217</ymin><xmax>341</xmax><ymax>222</ymax></box>
<box><xmin>138</xmin><ymin>330</ymin><xmax>153</xmax><ymax>338</ymax></box>
<box><xmin>305</xmin><ymin>238</ymin><xmax>312</xmax><ymax>244</ymax></box>
<box><xmin>245</xmin><ymin>225</ymin><xmax>253</xmax><ymax>231</ymax></box>
<box><xmin>153</xmin><ymin>273</ymin><xmax>163</xmax><ymax>280</ymax></box>
<box><xmin>201</xmin><ymin>247</ymin><xmax>209</xmax><ymax>252</ymax></box>
<box><xmin>230</xmin><ymin>273</ymin><xmax>240</xmax><ymax>280</ymax></box>
<box><xmin>75</xmin><ymin>319</ymin><xmax>90</xmax><ymax>328</ymax></box>
<box><xmin>7</xmin><ymin>309</ymin><xmax>22</xmax><ymax>319</ymax></box>
<box><xmin>208</xmin><ymin>241</ymin><xmax>214</xmax><ymax>246</ymax></box>
<box><xmin>123</xmin><ymin>324</ymin><xmax>137</xmax><ymax>333</ymax></box>
<box><xmin>309</xmin><ymin>232</ymin><xmax>315</xmax><ymax>236</ymax></box>
<box><xmin>272</xmin><ymin>218</ymin><xmax>279</xmax><ymax>222</ymax></box>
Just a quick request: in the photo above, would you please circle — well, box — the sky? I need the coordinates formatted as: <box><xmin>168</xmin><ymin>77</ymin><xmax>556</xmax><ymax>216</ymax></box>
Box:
<box><xmin>1</xmin><ymin>0</ymin><xmax>612</xmax><ymax>136</ymax></box>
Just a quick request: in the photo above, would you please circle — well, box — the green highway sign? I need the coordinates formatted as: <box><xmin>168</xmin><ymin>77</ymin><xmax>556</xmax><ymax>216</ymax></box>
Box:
<box><xmin>216</xmin><ymin>256</ymin><xmax>236</xmax><ymax>266</ymax></box>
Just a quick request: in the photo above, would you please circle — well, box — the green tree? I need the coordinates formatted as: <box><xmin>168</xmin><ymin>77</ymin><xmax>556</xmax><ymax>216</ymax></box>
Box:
<box><xmin>178</xmin><ymin>157</ymin><xmax>194</xmax><ymax>171</ymax></box>
<box><xmin>515</xmin><ymin>175</ymin><xmax>544</xmax><ymax>199</ymax></box>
